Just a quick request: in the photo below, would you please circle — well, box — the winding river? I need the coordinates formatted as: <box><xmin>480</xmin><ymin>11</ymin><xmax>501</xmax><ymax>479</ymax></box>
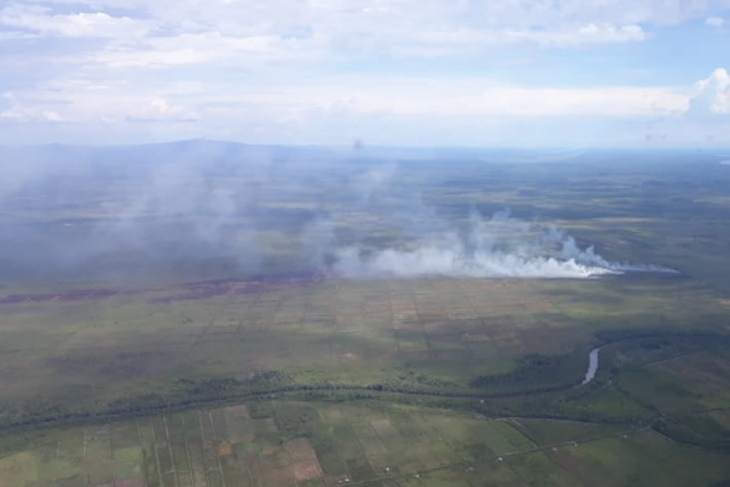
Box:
<box><xmin>582</xmin><ymin>347</ymin><xmax>600</xmax><ymax>385</ymax></box>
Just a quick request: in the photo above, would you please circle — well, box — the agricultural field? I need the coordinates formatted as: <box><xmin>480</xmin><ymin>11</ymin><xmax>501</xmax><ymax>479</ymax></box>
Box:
<box><xmin>2</xmin><ymin>401</ymin><xmax>730</xmax><ymax>487</ymax></box>
<box><xmin>1</xmin><ymin>273</ymin><xmax>728</xmax><ymax>423</ymax></box>
<box><xmin>2</xmin><ymin>145</ymin><xmax>730</xmax><ymax>485</ymax></box>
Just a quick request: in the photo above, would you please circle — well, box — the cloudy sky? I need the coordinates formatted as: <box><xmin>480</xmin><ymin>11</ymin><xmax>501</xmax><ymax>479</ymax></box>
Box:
<box><xmin>0</xmin><ymin>0</ymin><xmax>729</xmax><ymax>147</ymax></box>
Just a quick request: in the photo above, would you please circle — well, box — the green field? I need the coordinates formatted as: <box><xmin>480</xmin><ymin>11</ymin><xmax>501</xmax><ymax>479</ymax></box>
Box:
<box><xmin>1</xmin><ymin>275</ymin><xmax>728</xmax><ymax>427</ymax></box>
<box><xmin>3</xmin><ymin>400</ymin><xmax>730</xmax><ymax>487</ymax></box>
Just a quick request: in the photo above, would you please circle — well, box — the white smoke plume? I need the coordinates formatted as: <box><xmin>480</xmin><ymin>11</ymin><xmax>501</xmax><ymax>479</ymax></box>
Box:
<box><xmin>331</xmin><ymin>210</ymin><xmax>674</xmax><ymax>279</ymax></box>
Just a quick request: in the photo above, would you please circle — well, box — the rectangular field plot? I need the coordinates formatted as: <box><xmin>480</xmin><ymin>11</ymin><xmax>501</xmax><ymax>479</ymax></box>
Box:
<box><xmin>3</xmin><ymin>398</ymin><xmax>730</xmax><ymax>487</ymax></box>
<box><xmin>541</xmin><ymin>431</ymin><xmax>730</xmax><ymax>487</ymax></box>
<box><xmin>0</xmin><ymin>401</ymin><xmax>542</xmax><ymax>487</ymax></box>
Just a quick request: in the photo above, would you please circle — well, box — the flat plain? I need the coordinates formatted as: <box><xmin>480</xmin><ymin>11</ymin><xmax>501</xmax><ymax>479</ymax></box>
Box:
<box><xmin>2</xmin><ymin>146</ymin><xmax>730</xmax><ymax>486</ymax></box>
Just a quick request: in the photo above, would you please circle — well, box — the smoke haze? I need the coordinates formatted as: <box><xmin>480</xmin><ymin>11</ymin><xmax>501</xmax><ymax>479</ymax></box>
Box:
<box><xmin>0</xmin><ymin>142</ymin><xmax>678</xmax><ymax>286</ymax></box>
<box><xmin>329</xmin><ymin>210</ymin><xmax>674</xmax><ymax>279</ymax></box>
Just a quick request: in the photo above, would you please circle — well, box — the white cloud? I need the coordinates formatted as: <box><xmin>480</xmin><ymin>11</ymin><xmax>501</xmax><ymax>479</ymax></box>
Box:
<box><xmin>305</xmin><ymin>0</ymin><xmax>730</xmax><ymax>30</ymax></box>
<box><xmin>42</xmin><ymin>110</ymin><xmax>64</xmax><ymax>122</ymax></box>
<box><xmin>0</xmin><ymin>72</ymin><xmax>692</xmax><ymax>142</ymax></box>
<box><xmin>386</xmin><ymin>23</ymin><xmax>646</xmax><ymax>57</ymax></box>
<box><xmin>0</xmin><ymin>0</ymin><xmax>690</xmax><ymax>64</ymax></box>
<box><xmin>0</xmin><ymin>67</ymin><xmax>714</xmax><ymax>134</ymax></box>
<box><xmin>10</xmin><ymin>0</ymin><xmax>730</xmax><ymax>43</ymax></box>
<box><xmin>82</xmin><ymin>20</ymin><xmax>645</xmax><ymax>72</ymax></box>
<box><xmin>506</xmin><ymin>23</ymin><xmax>647</xmax><ymax>48</ymax></box>
<box><xmin>0</xmin><ymin>0</ymin><xmax>723</xmax><ymax>84</ymax></box>
<box><xmin>0</xmin><ymin>109</ymin><xmax>24</xmax><ymax>121</ymax></box>
<box><xmin>1</xmin><ymin>1</ymin><xmax>729</xmax><ymax>146</ymax></box>
<box><xmin>0</xmin><ymin>92</ymin><xmax>66</xmax><ymax>123</ymax></box>
<box><xmin>92</xmin><ymin>32</ymin><xmax>328</xmax><ymax>68</ymax></box>
<box><xmin>0</xmin><ymin>3</ymin><xmax>151</xmax><ymax>38</ymax></box>
<box><xmin>689</xmin><ymin>68</ymin><xmax>730</xmax><ymax>116</ymax></box>
<box><xmin>180</xmin><ymin>77</ymin><xmax>686</xmax><ymax>119</ymax></box>
<box><xmin>0</xmin><ymin>81</ymin><xmax>198</xmax><ymax>125</ymax></box>
<box><xmin>705</xmin><ymin>16</ymin><xmax>725</xmax><ymax>26</ymax></box>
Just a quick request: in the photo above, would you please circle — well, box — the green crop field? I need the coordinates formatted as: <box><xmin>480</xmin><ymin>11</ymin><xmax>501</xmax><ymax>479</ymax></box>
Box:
<box><xmin>3</xmin><ymin>401</ymin><xmax>730</xmax><ymax>487</ymax></box>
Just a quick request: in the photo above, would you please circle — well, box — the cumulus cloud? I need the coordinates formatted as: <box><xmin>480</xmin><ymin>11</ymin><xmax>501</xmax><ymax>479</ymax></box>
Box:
<box><xmin>4</xmin><ymin>0</ymin><xmax>729</xmax><ymax>57</ymax></box>
<box><xmin>0</xmin><ymin>0</ymin><xmax>680</xmax><ymax>72</ymax></box>
<box><xmin>0</xmin><ymin>92</ymin><xmax>67</xmax><ymax>123</ymax></box>
<box><xmin>688</xmin><ymin>68</ymin><xmax>730</xmax><ymax>116</ymax></box>
<box><xmin>1</xmin><ymin>0</ymin><xmax>729</xmax><ymax>145</ymax></box>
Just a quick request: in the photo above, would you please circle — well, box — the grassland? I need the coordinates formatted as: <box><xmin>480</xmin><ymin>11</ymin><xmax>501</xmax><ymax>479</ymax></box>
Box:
<box><xmin>1</xmin><ymin>274</ymin><xmax>727</xmax><ymax>428</ymax></box>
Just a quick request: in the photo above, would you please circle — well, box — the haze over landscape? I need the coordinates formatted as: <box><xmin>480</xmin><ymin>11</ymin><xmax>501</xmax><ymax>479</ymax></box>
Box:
<box><xmin>2</xmin><ymin>2</ymin><xmax>730</xmax><ymax>487</ymax></box>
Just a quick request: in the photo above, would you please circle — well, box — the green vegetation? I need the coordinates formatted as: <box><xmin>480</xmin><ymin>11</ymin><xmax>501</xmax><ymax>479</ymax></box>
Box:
<box><xmin>3</xmin><ymin>401</ymin><xmax>730</xmax><ymax>487</ymax></box>
<box><xmin>469</xmin><ymin>349</ymin><xmax>589</xmax><ymax>391</ymax></box>
<box><xmin>2</xmin><ymin>154</ymin><xmax>730</xmax><ymax>484</ymax></box>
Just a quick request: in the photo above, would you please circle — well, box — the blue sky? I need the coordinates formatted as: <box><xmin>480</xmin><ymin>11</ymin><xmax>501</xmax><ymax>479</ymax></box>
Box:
<box><xmin>0</xmin><ymin>0</ymin><xmax>729</xmax><ymax>148</ymax></box>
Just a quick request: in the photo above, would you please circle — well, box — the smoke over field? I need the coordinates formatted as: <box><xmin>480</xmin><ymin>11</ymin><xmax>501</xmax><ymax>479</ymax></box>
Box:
<box><xmin>329</xmin><ymin>210</ymin><xmax>674</xmax><ymax>279</ymax></box>
<box><xmin>0</xmin><ymin>142</ymin><xmax>679</xmax><ymax>286</ymax></box>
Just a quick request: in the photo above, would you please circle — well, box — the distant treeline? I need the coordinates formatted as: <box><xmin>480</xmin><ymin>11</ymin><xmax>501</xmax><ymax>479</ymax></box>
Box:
<box><xmin>0</xmin><ymin>363</ymin><xmax>625</xmax><ymax>437</ymax></box>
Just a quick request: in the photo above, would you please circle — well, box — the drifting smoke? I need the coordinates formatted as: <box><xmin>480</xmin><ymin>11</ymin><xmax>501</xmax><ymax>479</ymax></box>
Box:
<box><xmin>330</xmin><ymin>210</ymin><xmax>675</xmax><ymax>279</ymax></box>
<box><xmin>0</xmin><ymin>141</ymin><xmax>677</xmax><ymax>285</ymax></box>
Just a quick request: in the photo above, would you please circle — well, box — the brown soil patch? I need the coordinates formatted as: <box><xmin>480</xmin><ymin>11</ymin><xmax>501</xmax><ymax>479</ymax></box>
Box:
<box><xmin>262</xmin><ymin>444</ymin><xmax>278</xmax><ymax>455</ymax></box>
<box><xmin>293</xmin><ymin>459</ymin><xmax>322</xmax><ymax>482</ymax></box>
<box><xmin>262</xmin><ymin>466</ymin><xmax>297</xmax><ymax>487</ymax></box>
<box><xmin>284</xmin><ymin>438</ymin><xmax>317</xmax><ymax>463</ymax></box>
<box><xmin>217</xmin><ymin>441</ymin><xmax>232</xmax><ymax>457</ymax></box>
<box><xmin>325</xmin><ymin>474</ymin><xmax>349</xmax><ymax>484</ymax></box>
